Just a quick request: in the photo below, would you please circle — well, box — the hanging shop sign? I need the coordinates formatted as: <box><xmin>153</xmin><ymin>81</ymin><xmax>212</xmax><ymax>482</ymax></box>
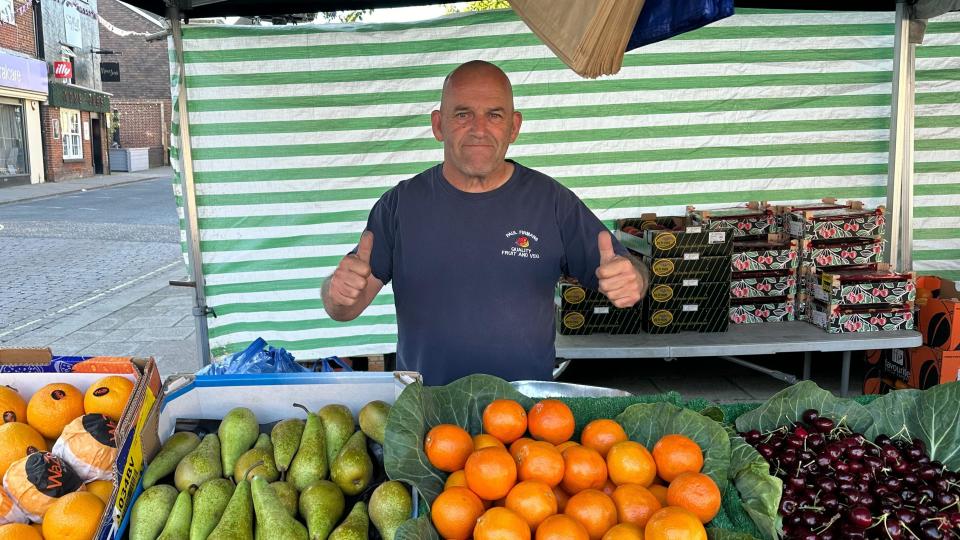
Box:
<box><xmin>100</xmin><ymin>62</ymin><xmax>120</xmax><ymax>82</ymax></box>
<box><xmin>54</xmin><ymin>61</ymin><xmax>73</xmax><ymax>79</ymax></box>
<box><xmin>64</xmin><ymin>3</ymin><xmax>83</xmax><ymax>47</ymax></box>
<box><xmin>0</xmin><ymin>52</ymin><xmax>49</xmax><ymax>95</ymax></box>
<box><xmin>48</xmin><ymin>82</ymin><xmax>110</xmax><ymax>113</ymax></box>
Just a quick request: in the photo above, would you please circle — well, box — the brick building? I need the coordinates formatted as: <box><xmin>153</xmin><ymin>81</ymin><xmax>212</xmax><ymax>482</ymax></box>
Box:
<box><xmin>0</xmin><ymin>0</ymin><xmax>48</xmax><ymax>187</ymax></box>
<box><xmin>98</xmin><ymin>0</ymin><xmax>169</xmax><ymax>167</ymax></box>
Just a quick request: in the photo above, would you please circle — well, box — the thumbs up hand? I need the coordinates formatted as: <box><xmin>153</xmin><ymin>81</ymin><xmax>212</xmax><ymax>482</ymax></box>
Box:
<box><xmin>327</xmin><ymin>231</ymin><xmax>375</xmax><ymax>308</ymax></box>
<box><xmin>595</xmin><ymin>231</ymin><xmax>646</xmax><ymax>308</ymax></box>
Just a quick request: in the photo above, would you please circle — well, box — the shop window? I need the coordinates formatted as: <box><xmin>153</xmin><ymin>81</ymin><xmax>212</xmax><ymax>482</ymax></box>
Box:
<box><xmin>62</xmin><ymin>109</ymin><xmax>83</xmax><ymax>160</ymax></box>
<box><xmin>0</xmin><ymin>103</ymin><xmax>27</xmax><ymax>176</ymax></box>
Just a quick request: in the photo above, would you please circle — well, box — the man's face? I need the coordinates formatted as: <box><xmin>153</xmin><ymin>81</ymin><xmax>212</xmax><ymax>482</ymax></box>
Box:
<box><xmin>431</xmin><ymin>68</ymin><xmax>522</xmax><ymax>179</ymax></box>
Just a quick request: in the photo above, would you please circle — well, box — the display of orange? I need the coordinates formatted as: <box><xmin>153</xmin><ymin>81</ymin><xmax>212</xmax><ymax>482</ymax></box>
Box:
<box><xmin>483</xmin><ymin>399</ymin><xmax>528</xmax><ymax>444</ymax></box>
<box><xmin>561</xmin><ymin>445</ymin><xmax>607</xmax><ymax>494</ymax></box>
<box><xmin>612</xmin><ymin>484</ymin><xmax>662</xmax><ymax>528</ymax></box>
<box><xmin>601</xmin><ymin>479</ymin><xmax>617</xmax><ymax>497</ymax></box>
<box><xmin>432</xmin><ymin>486</ymin><xmax>486</xmax><ymax>540</ymax></box>
<box><xmin>644</xmin><ymin>506</ymin><xmax>707</xmax><ymax>540</ymax></box>
<box><xmin>648</xmin><ymin>485</ymin><xmax>669</xmax><ymax>507</ymax></box>
<box><xmin>505</xmin><ymin>481</ymin><xmax>558</xmax><ymax>530</ymax></box>
<box><xmin>0</xmin><ymin>386</ymin><xmax>27</xmax><ymax>425</ymax></box>
<box><xmin>555</xmin><ymin>441</ymin><xmax>579</xmax><ymax>454</ymax></box>
<box><xmin>445</xmin><ymin>470</ymin><xmax>468</xmax><ymax>490</ymax></box>
<box><xmin>86</xmin><ymin>480</ymin><xmax>114</xmax><ymax>504</ymax></box>
<box><xmin>425</xmin><ymin>424</ymin><xmax>475</xmax><ymax>473</ymax></box>
<box><xmin>465</xmin><ymin>447</ymin><xmax>518</xmax><ymax>501</ymax></box>
<box><xmin>30</xmin><ymin>524</ymin><xmax>43</xmax><ymax>537</ymax></box>
<box><xmin>536</xmin><ymin>514</ymin><xmax>590</xmax><ymax>540</ymax></box>
<box><xmin>83</xmin><ymin>376</ymin><xmax>134</xmax><ymax>422</ymax></box>
<box><xmin>474</xmin><ymin>507</ymin><xmax>531</xmax><ymax>540</ymax></box>
<box><xmin>651</xmin><ymin>434</ymin><xmax>703</xmax><ymax>483</ymax></box>
<box><xmin>580</xmin><ymin>419</ymin><xmax>627</xmax><ymax>458</ymax></box>
<box><xmin>552</xmin><ymin>485</ymin><xmax>571</xmax><ymax>513</ymax></box>
<box><xmin>474</xmin><ymin>433</ymin><xmax>507</xmax><ymax>451</ymax></box>
<box><xmin>41</xmin><ymin>491</ymin><xmax>106</xmax><ymax>540</ymax></box>
<box><xmin>0</xmin><ymin>422</ymin><xmax>47</xmax><ymax>476</ymax></box>
<box><xmin>0</xmin><ymin>523</ymin><xmax>42</xmax><ymax>540</ymax></box>
<box><xmin>601</xmin><ymin>523</ymin><xmax>645</xmax><ymax>540</ymax></box>
<box><xmin>564</xmin><ymin>489</ymin><xmax>618</xmax><ymax>540</ymax></box>
<box><xmin>517</xmin><ymin>441</ymin><xmax>565</xmax><ymax>487</ymax></box>
<box><xmin>510</xmin><ymin>438</ymin><xmax>536</xmax><ymax>462</ymax></box>
<box><xmin>607</xmin><ymin>441</ymin><xmax>657</xmax><ymax>487</ymax></box>
<box><xmin>665</xmin><ymin>472</ymin><xmax>721</xmax><ymax>524</ymax></box>
<box><xmin>528</xmin><ymin>400</ymin><xmax>575</xmax><ymax>445</ymax></box>
<box><xmin>26</xmin><ymin>382</ymin><xmax>85</xmax><ymax>440</ymax></box>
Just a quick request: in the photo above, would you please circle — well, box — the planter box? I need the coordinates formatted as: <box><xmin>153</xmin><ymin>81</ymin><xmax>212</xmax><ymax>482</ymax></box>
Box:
<box><xmin>108</xmin><ymin>148</ymin><xmax>150</xmax><ymax>172</ymax></box>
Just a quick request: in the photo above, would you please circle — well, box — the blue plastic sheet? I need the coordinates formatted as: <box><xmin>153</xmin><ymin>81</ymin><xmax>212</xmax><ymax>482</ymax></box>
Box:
<box><xmin>196</xmin><ymin>337</ymin><xmax>308</xmax><ymax>375</ymax></box>
<box><xmin>627</xmin><ymin>0</ymin><xmax>734</xmax><ymax>51</ymax></box>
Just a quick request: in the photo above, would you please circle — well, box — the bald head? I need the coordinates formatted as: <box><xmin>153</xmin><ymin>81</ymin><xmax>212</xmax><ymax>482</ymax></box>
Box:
<box><xmin>440</xmin><ymin>60</ymin><xmax>515</xmax><ymax>112</ymax></box>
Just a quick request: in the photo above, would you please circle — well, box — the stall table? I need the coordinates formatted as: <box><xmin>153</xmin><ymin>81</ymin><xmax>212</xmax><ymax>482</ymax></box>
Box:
<box><xmin>555</xmin><ymin>321</ymin><xmax>921</xmax><ymax>396</ymax></box>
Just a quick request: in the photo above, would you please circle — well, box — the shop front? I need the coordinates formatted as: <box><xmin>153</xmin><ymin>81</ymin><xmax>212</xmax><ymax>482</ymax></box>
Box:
<box><xmin>41</xmin><ymin>82</ymin><xmax>111</xmax><ymax>182</ymax></box>
<box><xmin>0</xmin><ymin>51</ymin><xmax>48</xmax><ymax>188</ymax></box>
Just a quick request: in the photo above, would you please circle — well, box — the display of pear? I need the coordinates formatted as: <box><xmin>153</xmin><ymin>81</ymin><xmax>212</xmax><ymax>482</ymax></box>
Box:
<box><xmin>270</xmin><ymin>419</ymin><xmax>304</xmax><ymax>474</ymax></box>
<box><xmin>190</xmin><ymin>478</ymin><xmax>234</xmax><ymax>540</ymax></box>
<box><xmin>157</xmin><ymin>490</ymin><xmax>192</xmax><ymax>540</ymax></box>
<box><xmin>358</xmin><ymin>401</ymin><xmax>390</xmax><ymax>445</ymax></box>
<box><xmin>143</xmin><ymin>432</ymin><xmax>200</xmax><ymax>489</ymax></box>
<box><xmin>299</xmin><ymin>480</ymin><xmax>344</xmax><ymax>540</ymax></box>
<box><xmin>270</xmin><ymin>481</ymin><xmax>299</xmax><ymax>518</ymax></box>
<box><xmin>317</xmin><ymin>404</ymin><xmax>354</xmax><ymax>464</ymax></box>
<box><xmin>207</xmin><ymin>464</ymin><xmax>255</xmax><ymax>540</ymax></box>
<box><xmin>130</xmin><ymin>484</ymin><xmax>179</xmax><ymax>540</ymax></box>
<box><xmin>330</xmin><ymin>431</ymin><xmax>372</xmax><ymax>496</ymax></box>
<box><xmin>175</xmin><ymin>433</ymin><xmax>222</xmax><ymax>493</ymax></box>
<box><xmin>219</xmin><ymin>407</ymin><xmax>259</xmax><ymax>475</ymax></box>
<box><xmin>288</xmin><ymin>404</ymin><xmax>327</xmax><ymax>492</ymax></box>
<box><xmin>328</xmin><ymin>501</ymin><xmax>368</xmax><ymax>540</ymax></box>
<box><xmin>369</xmin><ymin>480</ymin><xmax>412</xmax><ymax>540</ymax></box>
<box><xmin>252</xmin><ymin>476</ymin><xmax>308</xmax><ymax>540</ymax></box>
<box><xmin>234</xmin><ymin>433</ymin><xmax>279</xmax><ymax>483</ymax></box>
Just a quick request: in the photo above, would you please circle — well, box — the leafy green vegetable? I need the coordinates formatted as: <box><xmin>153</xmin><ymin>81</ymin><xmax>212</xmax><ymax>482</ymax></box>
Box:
<box><xmin>616</xmin><ymin>401</ymin><xmax>731</xmax><ymax>489</ymax></box>
<box><xmin>725</xmin><ymin>426</ymin><xmax>782</xmax><ymax>540</ymax></box>
<box><xmin>707</xmin><ymin>529</ymin><xmax>762</xmax><ymax>540</ymax></box>
<box><xmin>865</xmin><ymin>382</ymin><xmax>960</xmax><ymax>469</ymax></box>
<box><xmin>864</xmin><ymin>388</ymin><xmax>922</xmax><ymax>441</ymax></box>
<box><xmin>733</xmin><ymin>380</ymin><xmax>872</xmax><ymax>434</ymax></box>
<box><xmin>395</xmin><ymin>514</ymin><xmax>440</xmax><ymax>540</ymax></box>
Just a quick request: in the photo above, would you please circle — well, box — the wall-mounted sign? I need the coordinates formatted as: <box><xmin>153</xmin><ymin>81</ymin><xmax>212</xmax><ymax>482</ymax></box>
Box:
<box><xmin>48</xmin><ymin>82</ymin><xmax>110</xmax><ymax>113</ymax></box>
<box><xmin>0</xmin><ymin>52</ymin><xmax>48</xmax><ymax>95</ymax></box>
<box><xmin>63</xmin><ymin>4</ymin><xmax>83</xmax><ymax>47</ymax></box>
<box><xmin>0</xmin><ymin>0</ymin><xmax>14</xmax><ymax>25</ymax></box>
<box><xmin>100</xmin><ymin>62</ymin><xmax>120</xmax><ymax>82</ymax></box>
<box><xmin>54</xmin><ymin>61</ymin><xmax>73</xmax><ymax>79</ymax></box>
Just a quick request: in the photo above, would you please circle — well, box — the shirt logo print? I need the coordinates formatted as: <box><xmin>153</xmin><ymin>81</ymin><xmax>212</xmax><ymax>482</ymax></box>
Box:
<box><xmin>502</xmin><ymin>229</ymin><xmax>541</xmax><ymax>260</ymax></box>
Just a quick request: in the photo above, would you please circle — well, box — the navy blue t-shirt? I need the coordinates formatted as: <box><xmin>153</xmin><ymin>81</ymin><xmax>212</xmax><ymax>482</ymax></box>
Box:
<box><xmin>362</xmin><ymin>161</ymin><xmax>626</xmax><ymax>385</ymax></box>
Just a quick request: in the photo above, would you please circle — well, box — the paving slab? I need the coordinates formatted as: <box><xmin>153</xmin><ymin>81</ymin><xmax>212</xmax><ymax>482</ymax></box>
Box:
<box><xmin>119</xmin><ymin>315</ymin><xmax>187</xmax><ymax>330</ymax></box>
<box><xmin>132</xmin><ymin>326</ymin><xmax>195</xmax><ymax>342</ymax></box>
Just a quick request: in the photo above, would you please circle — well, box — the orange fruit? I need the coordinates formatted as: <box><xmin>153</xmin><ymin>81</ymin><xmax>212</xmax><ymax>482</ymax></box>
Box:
<box><xmin>665</xmin><ymin>472</ymin><xmax>721</xmax><ymax>524</ymax></box>
<box><xmin>0</xmin><ymin>422</ymin><xmax>47</xmax><ymax>476</ymax></box>
<box><xmin>651</xmin><ymin>435</ymin><xmax>703</xmax><ymax>483</ymax></box>
<box><xmin>465</xmin><ymin>447</ymin><xmax>518</xmax><ymax>501</ymax></box>
<box><xmin>648</xmin><ymin>485</ymin><xmax>669</xmax><ymax>507</ymax></box>
<box><xmin>536</xmin><ymin>514</ymin><xmax>590</xmax><ymax>540</ymax></box>
<box><xmin>86</xmin><ymin>480</ymin><xmax>114</xmax><ymax>504</ymax></box>
<box><xmin>474</xmin><ymin>507</ymin><xmax>531</xmax><ymax>540</ymax></box>
<box><xmin>0</xmin><ymin>386</ymin><xmax>27</xmax><ymax>425</ymax></box>
<box><xmin>612</xmin><ymin>484</ymin><xmax>662</xmax><ymax>528</ymax></box>
<box><xmin>510</xmin><ymin>438</ymin><xmax>536</xmax><ymax>462</ymax></box>
<box><xmin>607</xmin><ymin>441</ymin><xmax>657</xmax><ymax>487</ymax></box>
<box><xmin>432</xmin><ymin>486</ymin><xmax>486</xmax><ymax>540</ymax></box>
<box><xmin>83</xmin><ymin>376</ymin><xmax>134</xmax><ymax>422</ymax></box>
<box><xmin>0</xmin><ymin>523</ymin><xmax>42</xmax><ymax>540</ymax></box>
<box><xmin>564</xmin><ymin>489</ymin><xmax>618</xmax><ymax>540</ymax></box>
<box><xmin>505</xmin><ymin>481</ymin><xmax>558</xmax><ymax>530</ymax></box>
<box><xmin>425</xmin><ymin>424</ymin><xmax>474</xmax><ymax>473</ymax></box>
<box><xmin>26</xmin><ymin>383</ymin><xmax>85</xmax><ymax>440</ymax></box>
<box><xmin>30</xmin><ymin>524</ymin><xmax>43</xmax><ymax>536</ymax></box>
<box><xmin>552</xmin><ymin>485</ymin><xmax>571</xmax><ymax>513</ymax></box>
<box><xmin>580</xmin><ymin>419</ymin><xmax>627</xmax><ymax>458</ymax></box>
<box><xmin>555</xmin><ymin>441</ymin><xmax>579</xmax><ymax>454</ymax></box>
<box><xmin>602</xmin><ymin>523</ymin><xmax>645</xmax><ymax>540</ymax></box>
<box><xmin>601</xmin><ymin>479</ymin><xmax>617</xmax><ymax>497</ymax></box>
<box><xmin>561</xmin><ymin>445</ymin><xmax>607</xmax><ymax>494</ymax></box>
<box><xmin>517</xmin><ymin>441</ymin><xmax>565</xmax><ymax>487</ymax></box>
<box><xmin>42</xmin><ymin>491</ymin><xmax>106</xmax><ymax>540</ymax></box>
<box><xmin>483</xmin><ymin>399</ymin><xmax>528</xmax><ymax>444</ymax></box>
<box><xmin>644</xmin><ymin>506</ymin><xmax>707</xmax><ymax>540</ymax></box>
<box><xmin>474</xmin><ymin>434</ymin><xmax>507</xmax><ymax>451</ymax></box>
<box><xmin>445</xmin><ymin>470</ymin><xmax>468</xmax><ymax>490</ymax></box>
<box><xmin>528</xmin><ymin>400</ymin><xmax>575</xmax><ymax>445</ymax></box>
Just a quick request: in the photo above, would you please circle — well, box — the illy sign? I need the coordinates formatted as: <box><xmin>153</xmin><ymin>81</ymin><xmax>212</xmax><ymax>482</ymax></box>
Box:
<box><xmin>54</xmin><ymin>61</ymin><xmax>73</xmax><ymax>79</ymax></box>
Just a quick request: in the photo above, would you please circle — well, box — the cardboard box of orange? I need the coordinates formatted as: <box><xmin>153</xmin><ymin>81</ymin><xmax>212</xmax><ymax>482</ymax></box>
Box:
<box><xmin>917</xmin><ymin>276</ymin><xmax>960</xmax><ymax>351</ymax></box>
<box><xmin>0</xmin><ymin>348</ymin><xmax>160</xmax><ymax>540</ymax></box>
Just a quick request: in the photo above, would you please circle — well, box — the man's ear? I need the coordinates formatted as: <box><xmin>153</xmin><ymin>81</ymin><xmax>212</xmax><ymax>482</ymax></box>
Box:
<box><xmin>431</xmin><ymin>110</ymin><xmax>443</xmax><ymax>142</ymax></box>
<box><xmin>510</xmin><ymin>110</ymin><xmax>522</xmax><ymax>143</ymax></box>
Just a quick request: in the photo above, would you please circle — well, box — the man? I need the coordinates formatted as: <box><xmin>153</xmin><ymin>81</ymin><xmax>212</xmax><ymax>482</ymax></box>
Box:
<box><xmin>322</xmin><ymin>60</ymin><xmax>647</xmax><ymax>385</ymax></box>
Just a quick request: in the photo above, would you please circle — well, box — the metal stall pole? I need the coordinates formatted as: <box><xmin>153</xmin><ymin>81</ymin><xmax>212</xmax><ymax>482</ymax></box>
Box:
<box><xmin>168</xmin><ymin>4</ymin><xmax>213</xmax><ymax>367</ymax></box>
<box><xmin>886</xmin><ymin>1</ymin><xmax>917</xmax><ymax>272</ymax></box>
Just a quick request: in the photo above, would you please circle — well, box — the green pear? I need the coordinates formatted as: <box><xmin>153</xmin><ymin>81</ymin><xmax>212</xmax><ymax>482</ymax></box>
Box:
<box><xmin>270</xmin><ymin>419</ymin><xmax>304</xmax><ymax>474</ymax></box>
<box><xmin>318</xmin><ymin>404</ymin><xmax>354</xmax><ymax>464</ymax></box>
<box><xmin>130</xmin><ymin>484</ymin><xmax>179</xmax><ymax>540</ymax></box>
<box><xmin>157</xmin><ymin>490</ymin><xmax>192</xmax><ymax>540</ymax></box>
<box><xmin>143</xmin><ymin>432</ymin><xmax>201</xmax><ymax>489</ymax></box>
<box><xmin>288</xmin><ymin>404</ymin><xmax>327</xmax><ymax>492</ymax></box>
<box><xmin>252</xmin><ymin>476</ymin><xmax>308</xmax><ymax>540</ymax></box>
<box><xmin>358</xmin><ymin>401</ymin><xmax>390</xmax><ymax>445</ymax></box>
<box><xmin>219</xmin><ymin>407</ymin><xmax>259</xmax><ymax>475</ymax></box>
<box><xmin>299</xmin><ymin>480</ymin><xmax>344</xmax><ymax>540</ymax></box>
<box><xmin>190</xmin><ymin>478</ymin><xmax>234</xmax><ymax>540</ymax></box>
<box><xmin>330</xmin><ymin>431</ymin><xmax>372</xmax><ymax>497</ymax></box>
<box><xmin>369</xmin><ymin>481</ymin><xmax>412</xmax><ymax>540</ymax></box>
<box><xmin>269</xmin><ymin>481</ymin><xmax>299</xmax><ymax>518</ymax></box>
<box><xmin>328</xmin><ymin>501</ymin><xmax>368</xmax><ymax>540</ymax></box>
<box><xmin>175</xmin><ymin>434</ymin><xmax>222</xmax><ymax>493</ymax></box>
<box><xmin>207</xmin><ymin>464</ymin><xmax>256</xmax><ymax>540</ymax></box>
<box><xmin>234</xmin><ymin>433</ymin><xmax>279</xmax><ymax>483</ymax></box>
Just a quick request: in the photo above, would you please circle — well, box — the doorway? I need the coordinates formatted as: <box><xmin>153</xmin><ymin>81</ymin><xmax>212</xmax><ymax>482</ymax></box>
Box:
<box><xmin>91</xmin><ymin>118</ymin><xmax>103</xmax><ymax>174</ymax></box>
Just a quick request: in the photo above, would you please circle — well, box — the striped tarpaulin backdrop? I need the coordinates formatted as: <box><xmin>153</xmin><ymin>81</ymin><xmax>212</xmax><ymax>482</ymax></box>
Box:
<box><xmin>168</xmin><ymin>9</ymin><xmax>960</xmax><ymax>360</ymax></box>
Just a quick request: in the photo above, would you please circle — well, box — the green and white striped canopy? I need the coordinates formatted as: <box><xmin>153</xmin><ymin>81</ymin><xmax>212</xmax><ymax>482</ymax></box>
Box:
<box><xmin>170</xmin><ymin>9</ymin><xmax>960</xmax><ymax>360</ymax></box>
